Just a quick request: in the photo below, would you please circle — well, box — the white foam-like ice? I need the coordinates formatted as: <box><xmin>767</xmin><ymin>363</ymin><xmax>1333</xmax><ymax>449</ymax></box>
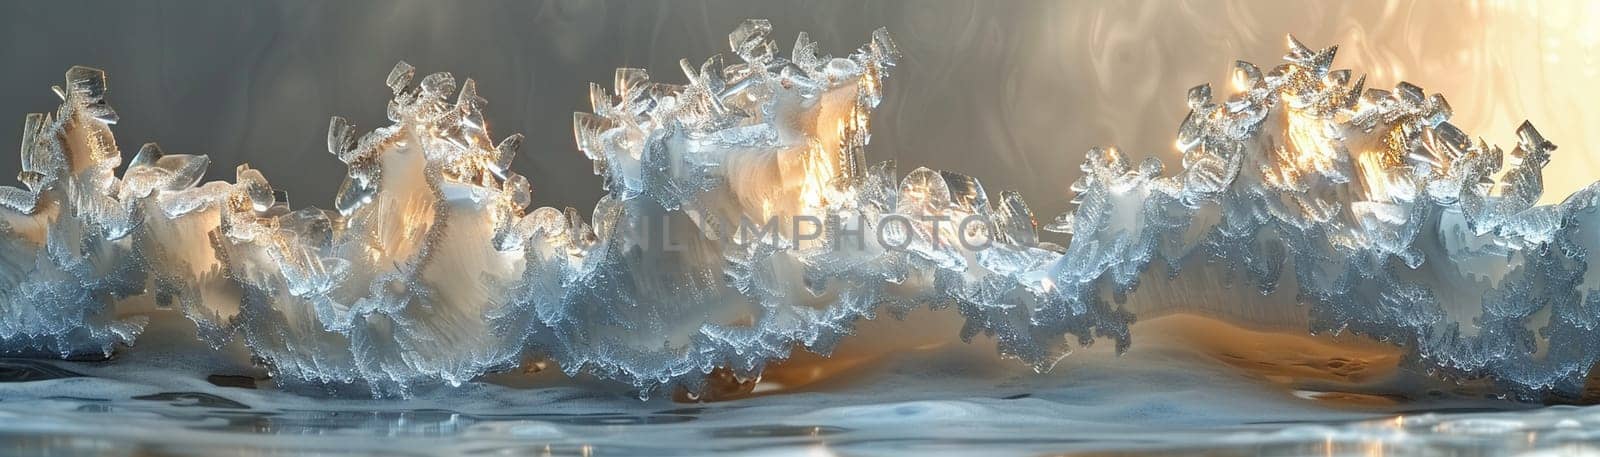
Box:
<box><xmin>0</xmin><ymin>22</ymin><xmax>1596</xmax><ymax>401</ymax></box>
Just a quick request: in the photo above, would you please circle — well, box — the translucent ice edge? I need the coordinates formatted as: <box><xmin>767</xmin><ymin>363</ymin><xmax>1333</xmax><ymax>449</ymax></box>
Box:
<box><xmin>0</xmin><ymin>21</ymin><xmax>1595</xmax><ymax>400</ymax></box>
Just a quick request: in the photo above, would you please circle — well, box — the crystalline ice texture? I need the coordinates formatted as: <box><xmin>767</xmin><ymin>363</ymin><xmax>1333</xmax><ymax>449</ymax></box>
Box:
<box><xmin>209</xmin><ymin>62</ymin><xmax>535</xmax><ymax>395</ymax></box>
<box><xmin>550</xmin><ymin>21</ymin><xmax>1127</xmax><ymax>395</ymax></box>
<box><xmin>1</xmin><ymin>63</ymin><xmax>534</xmax><ymax>395</ymax></box>
<box><xmin>0</xmin><ymin>67</ymin><xmax>146</xmax><ymax>358</ymax></box>
<box><xmin>1059</xmin><ymin>35</ymin><xmax>1598</xmax><ymax>400</ymax></box>
<box><xmin>549</xmin><ymin>22</ymin><xmax>935</xmax><ymax>394</ymax></box>
<box><xmin>2</xmin><ymin>24</ymin><xmax>1599</xmax><ymax>400</ymax></box>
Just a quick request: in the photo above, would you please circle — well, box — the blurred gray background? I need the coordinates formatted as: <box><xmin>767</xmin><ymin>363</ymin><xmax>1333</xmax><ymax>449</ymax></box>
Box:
<box><xmin>2</xmin><ymin>0</ymin><xmax>1595</xmax><ymax>215</ymax></box>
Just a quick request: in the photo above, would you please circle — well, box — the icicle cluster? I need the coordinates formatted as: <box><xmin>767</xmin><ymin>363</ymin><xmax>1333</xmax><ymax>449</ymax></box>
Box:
<box><xmin>0</xmin><ymin>23</ymin><xmax>1596</xmax><ymax>400</ymax></box>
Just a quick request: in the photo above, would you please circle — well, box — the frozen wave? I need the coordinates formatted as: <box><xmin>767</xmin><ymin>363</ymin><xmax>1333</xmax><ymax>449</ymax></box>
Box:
<box><xmin>0</xmin><ymin>22</ymin><xmax>1595</xmax><ymax>400</ymax></box>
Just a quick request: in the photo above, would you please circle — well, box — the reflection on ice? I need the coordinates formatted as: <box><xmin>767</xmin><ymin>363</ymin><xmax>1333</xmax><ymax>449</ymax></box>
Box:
<box><xmin>0</xmin><ymin>320</ymin><xmax>1593</xmax><ymax>457</ymax></box>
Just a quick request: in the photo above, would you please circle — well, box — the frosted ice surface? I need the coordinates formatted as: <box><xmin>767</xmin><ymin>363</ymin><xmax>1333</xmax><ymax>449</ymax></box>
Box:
<box><xmin>0</xmin><ymin>67</ymin><xmax>146</xmax><ymax>359</ymax></box>
<box><xmin>2</xmin><ymin>26</ymin><xmax>1599</xmax><ymax>400</ymax></box>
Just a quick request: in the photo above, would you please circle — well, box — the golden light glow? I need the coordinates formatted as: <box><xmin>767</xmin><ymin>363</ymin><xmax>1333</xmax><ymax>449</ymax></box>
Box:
<box><xmin>1282</xmin><ymin>106</ymin><xmax>1342</xmax><ymax>179</ymax></box>
<box><xmin>1356</xmin><ymin>150</ymin><xmax>1398</xmax><ymax>203</ymax></box>
<box><xmin>799</xmin><ymin>139</ymin><xmax>838</xmax><ymax>211</ymax></box>
<box><xmin>1231</xmin><ymin>66</ymin><xmax>1253</xmax><ymax>92</ymax></box>
<box><xmin>798</xmin><ymin>111</ymin><xmax>864</xmax><ymax>215</ymax></box>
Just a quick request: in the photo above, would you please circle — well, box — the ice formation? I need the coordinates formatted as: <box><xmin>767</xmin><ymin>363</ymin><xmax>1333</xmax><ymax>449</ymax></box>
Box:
<box><xmin>1</xmin><ymin>22</ymin><xmax>1597</xmax><ymax>400</ymax></box>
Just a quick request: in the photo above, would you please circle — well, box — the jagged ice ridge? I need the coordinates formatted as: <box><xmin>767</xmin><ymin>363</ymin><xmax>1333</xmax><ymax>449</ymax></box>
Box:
<box><xmin>0</xmin><ymin>21</ymin><xmax>1594</xmax><ymax>400</ymax></box>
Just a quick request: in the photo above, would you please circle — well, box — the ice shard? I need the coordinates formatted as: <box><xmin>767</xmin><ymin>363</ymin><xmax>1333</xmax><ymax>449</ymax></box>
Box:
<box><xmin>1</xmin><ymin>24</ymin><xmax>1599</xmax><ymax>400</ymax></box>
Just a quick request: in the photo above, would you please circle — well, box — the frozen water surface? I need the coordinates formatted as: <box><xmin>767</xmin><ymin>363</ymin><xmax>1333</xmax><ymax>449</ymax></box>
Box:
<box><xmin>0</xmin><ymin>316</ymin><xmax>1593</xmax><ymax>456</ymax></box>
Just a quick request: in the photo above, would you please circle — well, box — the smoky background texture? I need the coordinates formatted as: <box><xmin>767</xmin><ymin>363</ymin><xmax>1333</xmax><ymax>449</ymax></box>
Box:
<box><xmin>0</xmin><ymin>0</ymin><xmax>1595</xmax><ymax>221</ymax></box>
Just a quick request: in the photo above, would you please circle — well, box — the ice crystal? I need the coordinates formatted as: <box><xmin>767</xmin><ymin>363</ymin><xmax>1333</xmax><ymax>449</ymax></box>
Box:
<box><xmin>1</xmin><ymin>25</ymin><xmax>1597</xmax><ymax>400</ymax></box>
<box><xmin>0</xmin><ymin>67</ymin><xmax>145</xmax><ymax>358</ymax></box>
